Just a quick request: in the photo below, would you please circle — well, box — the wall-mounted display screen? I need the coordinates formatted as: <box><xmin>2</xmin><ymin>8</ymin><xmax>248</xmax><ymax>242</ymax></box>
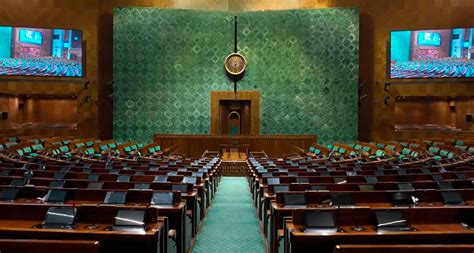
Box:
<box><xmin>417</xmin><ymin>32</ymin><xmax>441</xmax><ymax>46</ymax></box>
<box><xmin>390</xmin><ymin>28</ymin><xmax>474</xmax><ymax>78</ymax></box>
<box><xmin>0</xmin><ymin>26</ymin><xmax>83</xmax><ymax>77</ymax></box>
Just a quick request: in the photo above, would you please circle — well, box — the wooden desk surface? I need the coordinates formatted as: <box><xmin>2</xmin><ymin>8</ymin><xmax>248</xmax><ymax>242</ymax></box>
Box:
<box><xmin>0</xmin><ymin>239</ymin><xmax>100</xmax><ymax>253</ymax></box>
<box><xmin>335</xmin><ymin>244</ymin><xmax>474</xmax><ymax>253</ymax></box>
<box><xmin>286</xmin><ymin>220</ymin><xmax>474</xmax><ymax>253</ymax></box>
<box><xmin>0</xmin><ymin>220</ymin><xmax>161</xmax><ymax>236</ymax></box>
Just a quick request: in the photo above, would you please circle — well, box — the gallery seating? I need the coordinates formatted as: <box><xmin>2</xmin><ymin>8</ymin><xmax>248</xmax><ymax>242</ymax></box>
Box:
<box><xmin>1</xmin><ymin>135</ymin><xmax>473</xmax><ymax>253</ymax></box>
<box><xmin>0</xmin><ymin>137</ymin><xmax>223</xmax><ymax>253</ymax></box>
<box><xmin>0</xmin><ymin>204</ymin><xmax>167</xmax><ymax>253</ymax></box>
<box><xmin>246</xmin><ymin>139</ymin><xmax>474</xmax><ymax>253</ymax></box>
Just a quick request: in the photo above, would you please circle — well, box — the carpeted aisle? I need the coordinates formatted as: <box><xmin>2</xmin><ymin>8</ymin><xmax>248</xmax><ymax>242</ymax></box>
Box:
<box><xmin>192</xmin><ymin>177</ymin><xmax>264</xmax><ymax>253</ymax></box>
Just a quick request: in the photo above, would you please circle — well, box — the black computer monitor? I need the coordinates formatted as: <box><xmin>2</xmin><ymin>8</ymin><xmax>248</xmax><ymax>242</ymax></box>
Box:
<box><xmin>134</xmin><ymin>183</ymin><xmax>150</xmax><ymax>190</ymax></box>
<box><xmin>431</xmin><ymin>174</ymin><xmax>444</xmax><ymax>182</ymax></box>
<box><xmin>333</xmin><ymin>177</ymin><xmax>347</xmax><ymax>184</ymax></box>
<box><xmin>346</xmin><ymin>169</ymin><xmax>358</xmax><ymax>176</ymax></box>
<box><xmin>117</xmin><ymin>175</ymin><xmax>130</xmax><ymax>182</ymax></box>
<box><xmin>109</xmin><ymin>170</ymin><xmax>119</xmax><ymax>175</ymax></box>
<box><xmin>358</xmin><ymin>185</ymin><xmax>374</xmax><ymax>191</ymax></box>
<box><xmin>45</xmin><ymin>189</ymin><xmax>68</xmax><ymax>203</ymax></box>
<box><xmin>0</xmin><ymin>169</ymin><xmax>11</xmax><ymax>176</ymax></box>
<box><xmin>273</xmin><ymin>185</ymin><xmax>289</xmax><ymax>193</ymax></box>
<box><xmin>58</xmin><ymin>167</ymin><xmax>69</xmax><ymax>173</ymax></box>
<box><xmin>113</xmin><ymin>209</ymin><xmax>146</xmax><ymax>231</ymax></box>
<box><xmin>438</xmin><ymin>182</ymin><xmax>454</xmax><ymax>190</ymax></box>
<box><xmin>391</xmin><ymin>192</ymin><xmax>415</xmax><ymax>206</ymax></box>
<box><xmin>311</xmin><ymin>185</ymin><xmax>327</xmax><ymax>191</ymax></box>
<box><xmin>151</xmin><ymin>192</ymin><xmax>174</xmax><ymax>206</ymax></box>
<box><xmin>398</xmin><ymin>183</ymin><xmax>414</xmax><ymax>191</ymax></box>
<box><xmin>0</xmin><ymin>187</ymin><xmax>19</xmax><ymax>201</ymax></box>
<box><xmin>154</xmin><ymin>176</ymin><xmax>168</xmax><ymax>183</ymax></box>
<box><xmin>49</xmin><ymin>180</ymin><xmax>65</xmax><ymax>188</ymax></box>
<box><xmin>10</xmin><ymin>178</ymin><xmax>26</xmax><ymax>186</ymax></box>
<box><xmin>87</xmin><ymin>174</ymin><xmax>100</xmax><ymax>181</ymax></box>
<box><xmin>303</xmin><ymin>211</ymin><xmax>336</xmax><ymax>231</ymax></box>
<box><xmin>267</xmin><ymin>178</ymin><xmax>280</xmax><ymax>185</ymax></box>
<box><xmin>397</xmin><ymin>169</ymin><xmax>407</xmax><ymax>175</ymax></box>
<box><xmin>53</xmin><ymin>172</ymin><xmax>66</xmax><ymax>180</ymax></box>
<box><xmin>283</xmin><ymin>193</ymin><xmax>306</xmax><ymax>206</ymax></box>
<box><xmin>421</xmin><ymin>168</ymin><xmax>431</xmax><ymax>174</ymax></box>
<box><xmin>330</xmin><ymin>193</ymin><xmax>354</xmax><ymax>206</ymax></box>
<box><xmin>104</xmin><ymin>191</ymin><xmax>127</xmax><ymax>204</ymax></box>
<box><xmin>460</xmin><ymin>210</ymin><xmax>474</xmax><ymax>229</ymax></box>
<box><xmin>296</xmin><ymin>177</ymin><xmax>309</xmax><ymax>184</ymax></box>
<box><xmin>192</xmin><ymin>172</ymin><xmax>204</xmax><ymax>177</ymax></box>
<box><xmin>87</xmin><ymin>182</ymin><xmax>103</xmax><ymax>190</ymax></box>
<box><xmin>82</xmin><ymin>167</ymin><xmax>92</xmax><ymax>173</ymax></box>
<box><xmin>261</xmin><ymin>173</ymin><xmax>272</xmax><ymax>178</ymax></box>
<box><xmin>42</xmin><ymin>207</ymin><xmax>77</xmax><ymax>229</ymax></box>
<box><xmin>441</xmin><ymin>191</ymin><xmax>464</xmax><ymax>205</ymax></box>
<box><xmin>171</xmin><ymin>184</ymin><xmax>189</xmax><ymax>193</ymax></box>
<box><xmin>182</xmin><ymin>177</ymin><xmax>197</xmax><ymax>185</ymax></box>
<box><xmin>365</xmin><ymin>176</ymin><xmax>378</xmax><ymax>184</ymax></box>
<box><xmin>374</xmin><ymin>211</ymin><xmax>409</xmax><ymax>231</ymax></box>
<box><xmin>456</xmin><ymin>173</ymin><xmax>467</xmax><ymax>180</ymax></box>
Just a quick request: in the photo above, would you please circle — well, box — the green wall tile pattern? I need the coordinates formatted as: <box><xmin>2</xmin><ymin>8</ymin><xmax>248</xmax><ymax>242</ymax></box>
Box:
<box><xmin>114</xmin><ymin>7</ymin><xmax>359</xmax><ymax>143</ymax></box>
<box><xmin>237</xmin><ymin>8</ymin><xmax>359</xmax><ymax>143</ymax></box>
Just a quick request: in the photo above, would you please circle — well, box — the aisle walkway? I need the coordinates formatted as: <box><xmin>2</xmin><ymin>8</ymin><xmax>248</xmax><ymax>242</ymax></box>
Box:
<box><xmin>192</xmin><ymin>177</ymin><xmax>264</xmax><ymax>253</ymax></box>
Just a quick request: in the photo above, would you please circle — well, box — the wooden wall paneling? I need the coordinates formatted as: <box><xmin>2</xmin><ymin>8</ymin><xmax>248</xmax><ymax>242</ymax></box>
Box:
<box><xmin>153</xmin><ymin>134</ymin><xmax>317</xmax><ymax>157</ymax></box>
<box><xmin>0</xmin><ymin>0</ymin><xmax>99</xmax><ymax>138</ymax></box>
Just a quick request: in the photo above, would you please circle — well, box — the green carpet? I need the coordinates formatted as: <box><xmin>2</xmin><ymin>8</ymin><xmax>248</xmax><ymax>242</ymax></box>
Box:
<box><xmin>192</xmin><ymin>177</ymin><xmax>265</xmax><ymax>253</ymax></box>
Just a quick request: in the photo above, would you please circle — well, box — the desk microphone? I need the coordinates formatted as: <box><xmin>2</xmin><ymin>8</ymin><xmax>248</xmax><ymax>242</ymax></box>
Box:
<box><xmin>351</xmin><ymin>206</ymin><xmax>365</xmax><ymax>231</ymax></box>
<box><xmin>85</xmin><ymin>204</ymin><xmax>100</xmax><ymax>229</ymax></box>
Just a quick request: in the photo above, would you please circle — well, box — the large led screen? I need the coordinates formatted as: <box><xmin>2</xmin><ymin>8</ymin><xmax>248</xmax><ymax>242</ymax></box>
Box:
<box><xmin>390</xmin><ymin>28</ymin><xmax>474</xmax><ymax>78</ymax></box>
<box><xmin>0</xmin><ymin>26</ymin><xmax>83</xmax><ymax>77</ymax></box>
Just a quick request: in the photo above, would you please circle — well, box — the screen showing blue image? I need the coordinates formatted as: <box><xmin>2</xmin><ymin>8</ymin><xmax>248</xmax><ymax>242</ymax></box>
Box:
<box><xmin>390</xmin><ymin>28</ymin><xmax>474</xmax><ymax>79</ymax></box>
<box><xmin>19</xmin><ymin>29</ymin><xmax>43</xmax><ymax>45</ymax></box>
<box><xmin>417</xmin><ymin>32</ymin><xmax>441</xmax><ymax>46</ymax></box>
<box><xmin>0</xmin><ymin>26</ymin><xmax>83</xmax><ymax>77</ymax></box>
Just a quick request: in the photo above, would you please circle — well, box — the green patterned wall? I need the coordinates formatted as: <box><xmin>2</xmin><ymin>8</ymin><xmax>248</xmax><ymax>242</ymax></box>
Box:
<box><xmin>113</xmin><ymin>8</ymin><xmax>359</xmax><ymax>143</ymax></box>
<box><xmin>237</xmin><ymin>9</ymin><xmax>359</xmax><ymax>143</ymax></box>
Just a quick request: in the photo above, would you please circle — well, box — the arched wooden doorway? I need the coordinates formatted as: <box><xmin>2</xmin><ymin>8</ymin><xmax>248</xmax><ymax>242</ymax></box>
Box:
<box><xmin>228</xmin><ymin>111</ymin><xmax>241</xmax><ymax>135</ymax></box>
<box><xmin>210</xmin><ymin>90</ymin><xmax>260</xmax><ymax>135</ymax></box>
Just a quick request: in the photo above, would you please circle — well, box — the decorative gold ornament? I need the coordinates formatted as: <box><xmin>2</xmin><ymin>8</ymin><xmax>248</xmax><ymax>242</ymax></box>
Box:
<box><xmin>224</xmin><ymin>53</ymin><xmax>247</xmax><ymax>76</ymax></box>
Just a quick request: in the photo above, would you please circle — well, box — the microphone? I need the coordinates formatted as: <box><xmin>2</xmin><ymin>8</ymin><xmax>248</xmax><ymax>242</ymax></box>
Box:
<box><xmin>351</xmin><ymin>206</ymin><xmax>365</xmax><ymax>231</ymax></box>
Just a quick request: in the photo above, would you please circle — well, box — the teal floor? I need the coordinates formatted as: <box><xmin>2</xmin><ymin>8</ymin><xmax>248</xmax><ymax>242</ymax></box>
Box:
<box><xmin>192</xmin><ymin>177</ymin><xmax>265</xmax><ymax>253</ymax></box>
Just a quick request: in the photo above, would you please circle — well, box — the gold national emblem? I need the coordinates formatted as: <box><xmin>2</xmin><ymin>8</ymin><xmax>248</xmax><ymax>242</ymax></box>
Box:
<box><xmin>224</xmin><ymin>53</ymin><xmax>247</xmax><ymax>76</ymax></box>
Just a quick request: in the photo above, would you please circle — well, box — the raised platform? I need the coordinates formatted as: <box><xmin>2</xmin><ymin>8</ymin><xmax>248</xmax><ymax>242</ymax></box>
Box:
<box><xmin>153</xmin><ymin>134</ymin><xmax>317</xmax><ymax>157</ymax></box>
<box><xmin>221</xmin><ymin>161</ymin><xmax>248</xmax><ymax>176</ymax></box>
